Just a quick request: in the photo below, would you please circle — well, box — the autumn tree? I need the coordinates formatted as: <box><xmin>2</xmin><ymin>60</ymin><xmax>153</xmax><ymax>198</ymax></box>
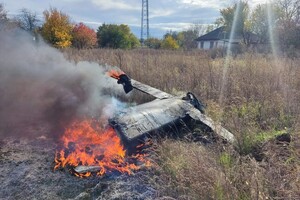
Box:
<box><xmin>163</xmin><ymin>31</ymin><xmax>183</xmax><ymax>48</ymax></box>
<box><xmin>96</xmin><ymin>24</ymin><xmax>140</xmax><ymax>49</ymax></box>
<box><xmin>161</xmin><ymin>35</ymin><xmax>179</xmax><ymax>50</ymax></box>
<box><xmin>162</xmin><ymin>29</ymin><xmax>199</xmax><ymax>50</ymax></box>
<box><xmin>41</xmin><ymin>8</ymin><xmax>73</xmax><ymax>48</ymax></box>
<box><xmin>72</xmin><ymin>22</ymin><xmax>97</xmax><ymax>49</ymax></box>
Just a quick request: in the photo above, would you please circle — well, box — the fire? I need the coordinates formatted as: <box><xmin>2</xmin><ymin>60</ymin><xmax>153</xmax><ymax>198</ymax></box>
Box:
<box><xmin>54</xmin><ymin>119</ymin><xmax>151</xmax><ymax>177</ymax></box>
<box><xmin>107</xmin><ymin>69</ymin><xmax>125</xmax><ymax>79</ymax></box>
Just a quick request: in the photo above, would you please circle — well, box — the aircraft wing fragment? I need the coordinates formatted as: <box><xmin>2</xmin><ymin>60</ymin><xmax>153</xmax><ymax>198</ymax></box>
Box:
<box><xmin>107</xmin><ymin>69</ymin><xmax>235</xmax><ymax>145</ymax></box>
<box><xmin>187</xmin><ymin>108</ymin><xmax>236</xmax><ymax>143</ymax></box>
<box><xmin>131</xmin><ymin>79</ymin><xmax>173</xmax><ymax>99</ymax></box>
<box><xmin>109</xmin><ymin>98</ymin><xmax>187</xmax><ymax>142</ymax></box>
<box><xmin>107</xmin><ymin>69</ymin><xmax>173</xmax><ymax>99</ymax></box>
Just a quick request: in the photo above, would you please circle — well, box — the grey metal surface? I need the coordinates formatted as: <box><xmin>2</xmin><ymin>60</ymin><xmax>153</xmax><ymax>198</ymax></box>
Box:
<box><xmin>187</xmin><ymin>108</ymin><xmax>236</xmax><ymax>143</ymax></box>
<box><xmin>131</xmin><ymin>79</ymin><xmax>173</xmax><ymax>99</ymax></box>
<box><xmin>110</xmin><ymin>97</ymin><xmax>188</xmax><ymax>140</ymax></box>
<box><xmin>108</xmin><ymin>73</ymin><xmax>235</xmax><ymax>144</ymax></box>
<box><xmin>74</xmin><ymin>166</ymin><xmax>101</xmax><ymax>174</ymax></box>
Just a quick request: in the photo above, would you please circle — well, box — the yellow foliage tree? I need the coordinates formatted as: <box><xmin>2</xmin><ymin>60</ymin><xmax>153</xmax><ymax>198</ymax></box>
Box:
<box><xmin>41</xmin><ymin>8</ymin><xmax>72</xmax><ymax>48</ymax></box>
<box><xmin>161</xmin><ymin>35</ymin><xmax>179</xmax><ymax>50</ymax></box>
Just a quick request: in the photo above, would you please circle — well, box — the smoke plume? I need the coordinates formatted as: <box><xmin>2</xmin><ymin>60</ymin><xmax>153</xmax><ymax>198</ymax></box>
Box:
<box><xmin>0</xmin><ymin>29</ymin><xmax>123</xmax><ymax>139</ymax></box>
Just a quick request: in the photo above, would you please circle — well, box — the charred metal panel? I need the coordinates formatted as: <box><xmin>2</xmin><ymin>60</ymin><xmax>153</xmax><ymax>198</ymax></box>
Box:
<box><xmin>109</xmin><ymin>97</ymin><xmax>235</xmax><ymax>144</ymax></box>
<box><xmin>107</xmin><ymin>70</ymin><xmax>235</xmax><ymax>145</ymax></box>
<box><xmin>187</xmin><ymin>108</ymin><xmax>236</xmax><ymax>143</ymax></box>
<box><xmin>109</xmin><ymin>98</ymin><xmax>189</xmax><ymax>142</ymax></box>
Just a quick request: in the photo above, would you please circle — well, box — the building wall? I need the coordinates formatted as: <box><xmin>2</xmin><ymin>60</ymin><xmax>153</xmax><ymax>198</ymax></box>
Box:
<box><xmin>198</xmin><ymin>40</ymin><xmax>242</xmax><ymax>50</ymax></box>
<box><xmin>198</xmin><ymin>40</ymin><xmax>221</xmax><ymax>50</ymax></box>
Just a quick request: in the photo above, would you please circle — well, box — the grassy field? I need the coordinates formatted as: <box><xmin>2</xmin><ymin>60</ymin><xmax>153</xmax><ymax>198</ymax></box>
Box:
<box><xmin>64</xmin><ymin>48</ymin><xmax>300</xmax><ymax>199</ymax></box>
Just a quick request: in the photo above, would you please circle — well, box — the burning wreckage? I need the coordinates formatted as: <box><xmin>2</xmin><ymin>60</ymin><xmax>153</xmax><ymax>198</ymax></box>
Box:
<box><xmin>54</xmin><ymin>70</ymin><xmax>235</xmax><ymax>176</ymax></box>
<box><xmin>108</xmin><ymin>70</ymin><xmax>235</xmax><ymax>147</ymax></box>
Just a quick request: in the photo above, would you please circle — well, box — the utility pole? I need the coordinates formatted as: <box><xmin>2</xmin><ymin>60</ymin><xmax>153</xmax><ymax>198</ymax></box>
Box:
<box><xmin>141</xmin><ymin>0</ymin><xmax>149</xmax><ymax>45</ymax></box>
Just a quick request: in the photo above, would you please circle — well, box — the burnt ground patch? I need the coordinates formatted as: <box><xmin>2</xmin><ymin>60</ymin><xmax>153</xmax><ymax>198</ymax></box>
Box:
<box><xmin>0</xmin><ymin>123</ymin><xmax>155</xmax><ymax>200</ymax></box>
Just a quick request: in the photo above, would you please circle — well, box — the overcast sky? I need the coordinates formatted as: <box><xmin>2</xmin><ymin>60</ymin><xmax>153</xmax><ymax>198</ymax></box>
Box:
<box><xmin>1</xmin><ymin>0</ymin><xmax>268</xmax><ymax>38</ymax></box>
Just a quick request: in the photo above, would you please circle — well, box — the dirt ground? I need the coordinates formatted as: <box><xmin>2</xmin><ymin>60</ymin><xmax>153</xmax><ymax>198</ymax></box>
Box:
<box><xmin>0</xmin><ymin>124</ymin><xmax>156</xmax><ymax>200</ymax></box>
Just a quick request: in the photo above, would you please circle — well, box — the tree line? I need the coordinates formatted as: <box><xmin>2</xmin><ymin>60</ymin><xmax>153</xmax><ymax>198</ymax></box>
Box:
<box><xmin>215</xmin><ymin>0</ymin><xmax>300</xmax><ymax>50</ymax></box>
<box><xmin>0</xmin><ymin>6</ymin><xmax>138</xmax><ymax>49</ymax></box>
<box><xmin>0</xmin><ymin>5</ymin><xmax>183</xmax><ymax>50</ymax></box>
<box><xmin>0</xmin><ymin>1</ymin><xmax>299</xmax><ymax>51</ymax></box>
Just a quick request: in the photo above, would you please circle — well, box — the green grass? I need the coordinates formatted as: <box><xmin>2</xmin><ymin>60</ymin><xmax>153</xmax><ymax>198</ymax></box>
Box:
<box><xmin>255</xmin><ymin>129</ymin><xmax>287</xmax><ymax>143</ymax></box>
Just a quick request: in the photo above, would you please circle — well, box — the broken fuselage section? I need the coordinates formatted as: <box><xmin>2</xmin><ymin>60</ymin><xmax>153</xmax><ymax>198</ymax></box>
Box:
<box><xmin>108</xmin><ymin>70</ymin><xmax>235</xmax><ymax>150</ymax></box>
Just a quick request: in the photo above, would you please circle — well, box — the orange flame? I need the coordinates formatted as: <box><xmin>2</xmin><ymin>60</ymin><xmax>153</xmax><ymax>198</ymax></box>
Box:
<box><xmin>54</xmin><ymin>119</ymin><xmax>151</xmax><ymax>177</ymax></box>
<box><xmin>107</xmin><ymin>69</ymin><xmax>125</xmax><ymax>79</ymax></box>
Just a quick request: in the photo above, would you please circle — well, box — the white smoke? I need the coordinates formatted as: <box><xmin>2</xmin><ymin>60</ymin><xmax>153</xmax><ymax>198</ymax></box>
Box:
<box><xmin>0</xmin><ymin>28</ymin><xmax>124</xmax><ymax>139</ymax></box>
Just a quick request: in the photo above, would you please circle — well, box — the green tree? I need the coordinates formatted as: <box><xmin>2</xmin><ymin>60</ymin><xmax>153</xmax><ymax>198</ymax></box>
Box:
<box><xmin>161</xmin><ymin>35</ymin><xmax>179</xmax><ymax>50</ymax></box>
<box><xmin>96</xmin><ymin>24</ymin><xmax>139</xmax><ymax>49</ymax></box>
<box><xmin>144</xmin><ymin>37</ymin><xmax>162</xmax><ymax>49</ymax></box>
<box><xmin>72</xmin><ymin>22</ymin><xmax>97</xmax><ymax>49</ymax></box>
<box><xmin>179</xmin><ymin>29</ymin><xmax>199</xmax><ymax>50</ymax></box>
<box><xmin>216</xmin><ymin>1</ymin><xmax>251</xmax><ymax>45</ymax></box>
<box><xmin>250</xmin><ymin>4</ymin><xmax>278</xmax><ymax>44</ymax></box>
<box><xmin>163</xmin><ymin>27</ymin><xmax>200</xmax><ymax>50</ymax></box>
<box><xmin>250</xmin><ymin>4</ymin><xmax>269</xmax><ymax>43</ymax></box>
<box><xmin>41</xmin><ymin>8</ymin><xmax>73</xmax><ymax>48</ymax></box>
<box><xmin>163</xmin><ymin>31</ymin><xmax>181</xmax><ymax>41</ymax></box>
<box><xmin>205</xmin><ymin>24</ymin><xmax>218</xmax><ymax>33</ymax></box>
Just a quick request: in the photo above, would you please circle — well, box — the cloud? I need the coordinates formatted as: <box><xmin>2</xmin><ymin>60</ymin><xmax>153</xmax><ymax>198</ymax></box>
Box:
<box><xmin>151</xmin><ymin>22</ymin><xmax>194</xmax><ymax>31</ymax></box>
<box><xmin>91</xmin><ymin>0</ymin><xmax>139</xmax><ymax>11</ymax></box>
<box><xmin>249</xmin><ymin>0</ymin><xmax>269</xmax><ymax>7</ymax></box>
<box><xmin>150</xmin><ymin>9</ymin><xmax>175</xmax><ymax>19</ymax></box>
<box><xmin>176</xmin><ymin>0</ymin><xmax>228</xmax><ymax>9</ymax></box>
<box><xmin>81</xmin><ymin>21</ymin><xmax>103</xmax><ymax>26</ymax></box>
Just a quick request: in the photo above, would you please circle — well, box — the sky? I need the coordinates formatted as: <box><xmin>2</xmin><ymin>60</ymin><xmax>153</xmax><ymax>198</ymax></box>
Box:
<box><xmin>1</xmin><ymin>0</ymin><xmax>268</xmax><ymax>38</ymax></box>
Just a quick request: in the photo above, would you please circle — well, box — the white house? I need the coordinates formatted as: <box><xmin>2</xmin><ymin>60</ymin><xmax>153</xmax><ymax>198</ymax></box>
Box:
<box><xmin>196</xmin><ymin>26</ymin><xmax>259</xmax><ymax>50</ymax></box>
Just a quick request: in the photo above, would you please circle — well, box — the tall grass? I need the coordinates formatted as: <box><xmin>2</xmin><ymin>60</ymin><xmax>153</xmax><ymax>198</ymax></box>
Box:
<box><xmin>63</xmin><ymin>48</ymin><xmax>300</xmax><ymax>199</ymax></box>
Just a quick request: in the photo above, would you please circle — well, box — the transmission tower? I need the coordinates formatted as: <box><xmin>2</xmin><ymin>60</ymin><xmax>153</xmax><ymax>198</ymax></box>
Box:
<box><xmin>141</xmin><ymin>0</ymin><xmax>149</xmax><ymax>45</ymax></box>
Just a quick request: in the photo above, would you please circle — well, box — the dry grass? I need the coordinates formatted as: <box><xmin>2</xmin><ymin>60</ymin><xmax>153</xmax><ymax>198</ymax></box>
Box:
<box><xmin>63</xmin><ymin>48</ymin><xmax>300</xmax><ymax>199</ymax></box>
<box><xmin>148</xmin><ymin>140</ymin><xmax>238</xmax><ymax>199</ymax></box>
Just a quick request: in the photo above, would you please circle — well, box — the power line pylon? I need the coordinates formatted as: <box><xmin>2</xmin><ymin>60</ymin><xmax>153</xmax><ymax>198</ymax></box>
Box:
<box><xmin>141</xmin><ymin>0</ymin><xmax>149</xmax><ymax>45</ymax></box>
